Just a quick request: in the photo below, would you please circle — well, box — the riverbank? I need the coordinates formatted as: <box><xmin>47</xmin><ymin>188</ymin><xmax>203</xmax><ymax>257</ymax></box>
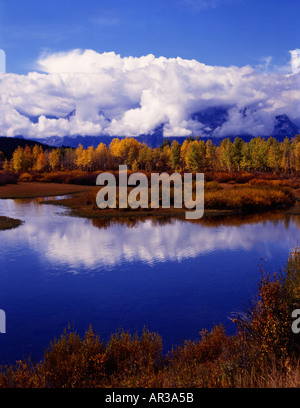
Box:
<box><xmin>0</xmin><ymin>180</ymin><xmax>297</xmax><ymax>220</ymax></box>
<box><xmin>0</xmin><ymin>182</ymin><xmax>94</xmax><ymax>199</ymax></box>
<box><xmin>0</xmin><ymin>183</ymin><xmax>95</xmax><ymax>229</ymax></box>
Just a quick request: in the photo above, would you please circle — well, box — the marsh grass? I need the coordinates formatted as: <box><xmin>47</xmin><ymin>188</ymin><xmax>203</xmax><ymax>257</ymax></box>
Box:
<box><xmin>41</xmin><ymin>183</ymin><xmax>296</xmax><ymax>221</ymax></box>
<box><xmin>205</xmin><ymin>185</ymin><xmax>295</xmax><ymax>211</ymax></box>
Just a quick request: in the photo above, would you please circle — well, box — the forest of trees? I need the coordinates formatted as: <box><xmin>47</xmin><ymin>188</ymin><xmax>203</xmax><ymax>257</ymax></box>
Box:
<box><xmin>1</xmin><ymin>135</ymin><xmax>300</xmax><ymax>175</ymax></box>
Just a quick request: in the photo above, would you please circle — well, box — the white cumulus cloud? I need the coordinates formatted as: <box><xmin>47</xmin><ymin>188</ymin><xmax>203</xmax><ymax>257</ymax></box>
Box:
<box><xmin>290</xmin><ymin>49</ymin><xmax>300</xmax><ymax>74</ymax></box>
<box><xmin>0</xmin><ymin>49</ymin><xmax>299</xmax><ymax>139</ymax></box>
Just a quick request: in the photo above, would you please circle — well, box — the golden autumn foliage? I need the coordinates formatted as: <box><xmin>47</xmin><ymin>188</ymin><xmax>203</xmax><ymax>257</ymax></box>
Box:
<box><xmin>2</xmin><ymin>135</ymin><xmax>300</xmax><ymax>175</ymax></box>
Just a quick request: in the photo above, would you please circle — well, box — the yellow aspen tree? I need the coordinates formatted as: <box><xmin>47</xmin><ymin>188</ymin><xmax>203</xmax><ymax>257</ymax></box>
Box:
<box><xmin>87</xmin><ymin>146</ymin><xmax>96</xmax><ymax>172</ymax></box>
<box><xmin>160</xmin><ymin>145</ymin><xmax>172</xmax><ymax>171</ymax></box>
<box><xmin>171</xmin><ymin>140</ymin><xmax>181</xmax><ymax>170</ymax></box>
<box><xmin>95</xmin><ymin>143</ymin><xmax>109</xmax><ymax>170</ymax></box>
<box><xmin>36</xmin><ymin>151</ymin><xmax>48</xmax><ymax>172</ymax></box>
<box><xmin>267</xmin><ymin>138</ymin><xmax>282</xmax><ymax>172</ymax></box>
<box><xmin>3</xmin><ymin>159</ymin><xmax>10</xmax><ymax>172</ymax></box>
<box><xmin>32</xmin><ymin>145</ymin><xmax>44</xmax><ymax>170</ymax></box>
<box><xmin>11</xmin><ymin>146</ymin><xmax>25</xmax><ymax>173</ymax></box>
<box><xmin>23</xmin><ymin>145</ymin><xmax>33</xmax><ymax>171</ymax></box>
<box><xmin>48</xmin><ymin>149</ymin><xmax>61</xmax><ymax>171</ymax></box>
<box><xmin>206</xmin><ymin>139</ymin><xmax>218</xmax><ymax>171</ymax></box>
<box><xmin>180</xmin><ymin>139</ymin><xmax>190</xmax><ymax>170</ymax></box>
<box><xmin>75</xmin><ymin>144</ymin><xmax>85</xmax><ymax>169</ymax></box>
<box><xmin>294</xmin><ymin>141</ymin><xmax>300</xmax><ymax>173</ymax></box>
<box><xmin>109</xmin><ymin>138</ymin><xmax>122</xmax><ymax>168</ymax></box>
<box><xmin>280</xmin><ymin>137</ymin><xmax>292</xmax><ymax>174</ymax></box>
<box><xmin>185</xmin><ymin>141</ymin><xmax>201</xmax><ymax>172</ymax></box>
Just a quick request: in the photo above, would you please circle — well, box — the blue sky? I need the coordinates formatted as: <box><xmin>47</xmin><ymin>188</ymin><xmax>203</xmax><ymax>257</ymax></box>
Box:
<box><xmin>1</xmin><ymin>0</ymin><xmax>300</xmax><ymax>74</ymax></box>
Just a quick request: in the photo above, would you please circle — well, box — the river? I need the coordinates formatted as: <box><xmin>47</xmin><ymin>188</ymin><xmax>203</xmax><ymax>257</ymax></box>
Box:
<box><xmin>0</xmin><ymin>197</ymin><xmax>299</xmax><ymax>363</ymax></box>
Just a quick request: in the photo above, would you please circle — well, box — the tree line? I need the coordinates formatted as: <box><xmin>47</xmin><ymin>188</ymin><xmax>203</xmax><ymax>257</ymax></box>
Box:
<box><xmin>1</xmin><ymin>135</ymin><xmax>300</xmax><ymax>174</ymax></box>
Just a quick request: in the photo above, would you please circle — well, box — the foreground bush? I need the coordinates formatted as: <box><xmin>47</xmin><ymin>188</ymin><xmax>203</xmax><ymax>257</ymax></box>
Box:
<box><xmin>18</xmin><ymin>172</ymin><xmax>33</xmax><ymax>182</ymax></box>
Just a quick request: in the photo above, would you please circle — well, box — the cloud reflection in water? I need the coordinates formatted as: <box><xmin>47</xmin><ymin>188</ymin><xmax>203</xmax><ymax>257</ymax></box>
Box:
<box><xmin>1</xmin><ymin>198</ymin><xmax>299</xmax><ymax>273</ymax></box>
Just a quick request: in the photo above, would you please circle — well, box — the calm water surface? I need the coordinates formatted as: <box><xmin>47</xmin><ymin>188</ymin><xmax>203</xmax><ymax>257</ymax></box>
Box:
<box><xmin>0</xmin><ymin>197</ymin><xmax>300</xmax><ymax>363</ymax></box>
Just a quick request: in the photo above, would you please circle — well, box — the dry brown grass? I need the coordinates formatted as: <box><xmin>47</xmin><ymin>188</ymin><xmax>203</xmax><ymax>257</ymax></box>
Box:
<box><xmin>205</xmin><ymin>186</ymin><xmax>295</xmax><ymax>211</ymax></box>
<box><xmin>0</xmin><ymin>182</ymin><xmax>95</xmax><ymax>199</ymax></box>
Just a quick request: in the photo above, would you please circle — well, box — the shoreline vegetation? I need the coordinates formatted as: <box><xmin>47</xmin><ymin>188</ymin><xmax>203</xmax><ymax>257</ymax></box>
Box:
<box><xmin>0</xmin><ymin>248</ymin><xmax>300</xmax><ymax>388</ymax></box>
<box><xmin>0</xmin><ymin>216</ymin><xmax>23</xmax><ymax>231</ymax></box>
<box><xmin>0</xmin><ymin>172</ymin><xmax>298</xmax><ymax>220</ymax></box>
<box><xmin>1</xmin><ymin>135</ymin><xmax>300</xmax><ymax>219</ymax></box>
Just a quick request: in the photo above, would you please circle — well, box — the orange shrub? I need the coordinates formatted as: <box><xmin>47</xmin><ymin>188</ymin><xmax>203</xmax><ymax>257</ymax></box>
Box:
<box><xmin>105</xmin><ymin>328</ymin><xmax>163</xmax><ymax>386</ymax></box>
<box><xmin>43</xmin><ymin>327</ymin><xmax>106</xmax><ymax>388</ymax></box>
<box><xmin>205</xmin><ymin>186</ymin><xmax>295</xmax><ymax>210</ymax></box>
<box><xmin>249</xmin><ymin>178</ymin><xmax>300</xmax><ymax>189</ymax></box>
<box><xmin>207</xmin><ymin>171</ymin><xmax>254</xmax><ymax>184</ymax></box>
<box><xmin>234</xmin><ymin>271</ymin><xmax>291</xmax><ymax>361</ymax></box>
<box><xmin>0</xmin><ymin>360</ymin><xmax>46</xmax><ymax>388</ymax></box>
<box><xmin>18</xmin><ymin>172</ymin><xmax>33</xmax><ymax>182</ymax></box>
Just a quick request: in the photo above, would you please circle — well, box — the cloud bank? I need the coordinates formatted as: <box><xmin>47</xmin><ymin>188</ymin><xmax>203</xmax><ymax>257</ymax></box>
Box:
<box><xmin>0</xmin><ymin>49</ymin><xmax>299</xmax><ymax>139</ymax></box>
